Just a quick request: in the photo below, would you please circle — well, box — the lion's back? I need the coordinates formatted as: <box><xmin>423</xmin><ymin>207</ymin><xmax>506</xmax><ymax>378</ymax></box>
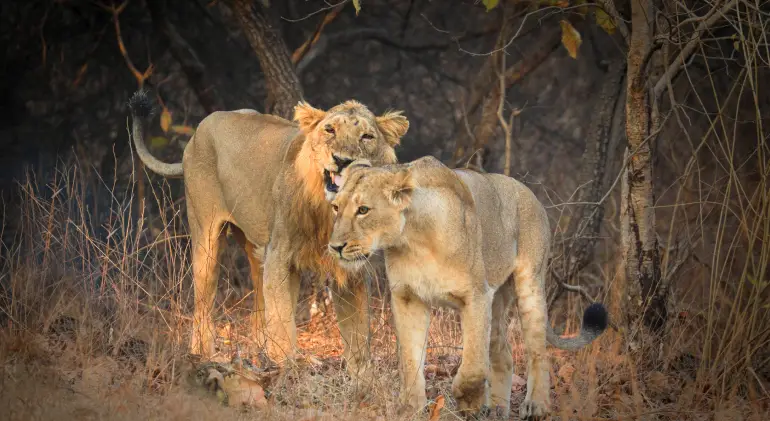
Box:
<box><xmin>182</xmin><ymin>110</ymin><xmax>303</xmax><ymax>247</ymax></box>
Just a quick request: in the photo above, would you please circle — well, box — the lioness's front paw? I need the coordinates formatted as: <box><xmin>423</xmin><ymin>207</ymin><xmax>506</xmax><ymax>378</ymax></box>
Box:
<box><xmin>397</xmin><ymin>391</ymin><xmax>428</xmax><ymax>416</ymax></box>
<box><xmin>519</xmin><ymin>399</ymin><xmax>549</xmax><ymax>420</ymax></box>
<box><xmin>346</xmin><ymin>361</ymin><xmax>375</xmax><ymax>391</ymax></box>
<box><xmin>452</xmin><ymin>371</ymin><xmax>489</xmax><ymax>418</ymax></box>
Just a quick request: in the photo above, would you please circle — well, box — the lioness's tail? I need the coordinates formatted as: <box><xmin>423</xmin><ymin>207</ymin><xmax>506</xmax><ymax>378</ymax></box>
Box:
<box><xmin>546</xmin><ymin>302</ymin><xmax>608</xmax><ymax>351</ymax></box>
<box><xmin>127</xmin><ymin>90</ymin><xmax>184</xmax><ymax>178</ymax></box>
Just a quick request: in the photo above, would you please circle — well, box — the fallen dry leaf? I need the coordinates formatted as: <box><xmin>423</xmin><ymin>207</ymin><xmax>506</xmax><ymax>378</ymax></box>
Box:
<box><xmin>511</xmin><ymin>373</ymin><xmax>527</xmax><ymax>391</ymax></box>
<box><xmin>428</xmin><ymin>394</ymin><xmax>445</xmax><ymax>421</ymax></box>
<box><xmin>557</xmin><ymin>363</ymin><xmax>576</xmax><ymax>382</ymax></box>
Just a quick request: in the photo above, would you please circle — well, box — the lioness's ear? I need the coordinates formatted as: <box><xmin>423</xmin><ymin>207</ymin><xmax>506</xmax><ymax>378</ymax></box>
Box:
<box><xmin>376</xmin><ymin>111</ymin><xmax>409</xmax><ymax>146</ymax></box>
<box><xmin>385</xmin><ymin>169</ymin><xmax>414</xmax><ymax>209</ymax></box>
<box><xmin>294</xmin><ymin>101</ymin><xmax>327</xmax><ymax>132</ymax></box>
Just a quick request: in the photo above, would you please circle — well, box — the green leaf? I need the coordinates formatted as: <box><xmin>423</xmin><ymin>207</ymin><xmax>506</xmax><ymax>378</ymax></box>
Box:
<box><xmin>483</xmin><ymin>0</ymin><xmax>499</xmax><ymax>11</ymax></box>
<box><xmin>352</xmin><ymin>0</ymin><xmax>361</xmax><ymax>16</ymax></box>
<box><xmin>595</xmin><ymin>7</ymin><xmax>616</xmax><ymax>34</ymax></box>
<box><xmin>150</xmin><ymin>136</ymin><xmax>169</xmax><ymax>150</ymax></box>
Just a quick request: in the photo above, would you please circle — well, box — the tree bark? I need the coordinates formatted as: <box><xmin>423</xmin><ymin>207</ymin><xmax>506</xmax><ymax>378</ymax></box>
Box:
<box><xmin>620</xmin><ymin>0</ymin><xmax>665</xmax><ymax>334</ymax></box>
<box><xmin>227</xmin><ymin>0</ymin><xmax>303</xmax><ymax>119</ymax></box>
<box><xmin>146</xmin><ymin>0</ymin><xmax>225</xmax><ymax>114</ymax></box>
<box><xmin>563</xmin><ymin>60</ymin><xmax>626</xmax><ymax>282</ymax></box>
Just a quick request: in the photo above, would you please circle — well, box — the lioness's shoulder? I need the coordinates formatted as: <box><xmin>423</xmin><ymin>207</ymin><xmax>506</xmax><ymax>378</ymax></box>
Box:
<box><xmin>407</xmin><ymin>155</ymin><xmax>444</xmax><ymax>170</ymax></box>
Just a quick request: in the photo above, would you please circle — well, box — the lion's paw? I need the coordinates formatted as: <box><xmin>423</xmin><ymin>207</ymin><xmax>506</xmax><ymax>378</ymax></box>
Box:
<box><xmin>519</xmin><ymin>399</ymin><xmax>549</xmax><ymax>420</ymax></box>
<box><xmin>452</xmin><ymin>371</ymin><xmax>489</xmax><ymax>419</ymax></box>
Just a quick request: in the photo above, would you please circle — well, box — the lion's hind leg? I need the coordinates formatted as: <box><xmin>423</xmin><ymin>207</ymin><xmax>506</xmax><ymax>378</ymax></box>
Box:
<box><xmin>230</xmin><ymin>226</ymin><xmax>266</xmax><ymax>349</ymax></box>
<box><xmin>189</xmin><ymin>210</ymin><xmax>227</xmax><ymax>358</ymax></box>
<box><xmin>513</xmin><ymin>261</ymin><xmax>551</xmax><ymax>420</ymax></box>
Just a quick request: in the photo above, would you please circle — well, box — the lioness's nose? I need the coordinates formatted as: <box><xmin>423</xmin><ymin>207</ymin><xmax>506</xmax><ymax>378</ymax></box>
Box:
<box><xmin>329</xmin><ymin>242</ymin><xmax>347</xmax><ymax>255</ymax></box>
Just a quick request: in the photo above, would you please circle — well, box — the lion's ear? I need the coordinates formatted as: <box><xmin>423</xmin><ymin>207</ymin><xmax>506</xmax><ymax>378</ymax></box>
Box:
<box><xmin>384</xmin><ymin>169</ymin><xmax>414</xmax><ymax>209</ymax></box>
<box><xmin>293</xmin><ymin>101</ymin><xmax>327</xmax><ymax>132</ymax></box>
<box><xmin>376</xmin><ymin>111</ymin><xmax>409</xmax><ymax>146</ymax></box>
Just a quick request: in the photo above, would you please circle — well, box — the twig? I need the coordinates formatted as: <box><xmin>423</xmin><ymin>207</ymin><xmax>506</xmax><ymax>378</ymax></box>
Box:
<box><xmin>496</xmin><ymin>49</ymin><xmax>523</xmax><ymax>177</ymax></box>
<box><xmin>652</xmin><ymin>0</ymin><xmax>738</xmax><ymax>100</ymax></box>
<box><xmin>291</xmin><ymin>4</ymin><xmax>343</xmax><ymax>65</ymax></box>
<box><xmin>560</xmin><ymin>282</ymin><xmax>597</xmax><ymax>303</ymax></box>
<box><xmin>280</xmin><ymin>0</ymin><xmax>348</xmax><ymax>23</ymax></box>
<box><xmin>497</xmin><ymin>46</ymin><xmax>510</xmax><ymax>176</ymax></box>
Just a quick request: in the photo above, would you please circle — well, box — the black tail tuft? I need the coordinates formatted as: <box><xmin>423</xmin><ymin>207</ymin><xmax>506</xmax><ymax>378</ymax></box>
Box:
<box><xmin>128</xmin><ymin>89</ymin><xmax>156</xmax><ymax>119</ymax></box>
<box><xmin>582</xmin><ymin>302</ymin><xmax>609</xmax><ymax>334</ymax></box>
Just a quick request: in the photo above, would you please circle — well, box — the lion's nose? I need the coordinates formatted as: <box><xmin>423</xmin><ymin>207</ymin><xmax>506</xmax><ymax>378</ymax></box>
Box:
<box><xmin>329</xmin><ymin>242</ymin><xmax>347</xmax><ymax>255</ymax></box>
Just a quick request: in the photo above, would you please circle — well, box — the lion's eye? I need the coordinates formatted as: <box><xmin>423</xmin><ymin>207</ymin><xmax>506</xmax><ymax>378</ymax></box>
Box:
<box><xmin>332</xmin><ymin>204</ymin><xmax>339</xmax><ymax>213</ymax></box>
<box><xmin>356</xmin><ymin>206</ymin><xmax>370</xmax><ymax>215</ymax></box>
<box><xmin>325</xmin><ymin>125</ymin><xmax>336</xmax><ymax>135</ymax></box>
<box><xmin>361</xmin><ymin>133</ymin><xmax>374</xmax><ymax>141</ymax></box>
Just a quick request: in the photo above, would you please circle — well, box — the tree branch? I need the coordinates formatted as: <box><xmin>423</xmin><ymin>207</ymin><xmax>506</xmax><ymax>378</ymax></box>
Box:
<box><xmin>99</xmin><ymin>0</ymin><xmax>154</xmax><ymax>87</ymax></box>
<box><xmin>291</xmin><ymin>4</ymin><xmax>343</xmax><ymax>65</ymax></box>
<box><xmin>450</xmin><ymin>14</ymin><xmax>563</xmax><ymax>167</ymax></box>
<box><xmin>227</xmin><ymin>0</ymin><xmax>303</xmax><ymax>119</ymax></box>
<box><xmin>146</xmin><ymin>0</ymin><xmax>225</xmax><ymax>113</ymax></box>
<box><xmin>652</xmin><ymin>0</ymin><xmax>737</xmax><ymax>100</ymax></box>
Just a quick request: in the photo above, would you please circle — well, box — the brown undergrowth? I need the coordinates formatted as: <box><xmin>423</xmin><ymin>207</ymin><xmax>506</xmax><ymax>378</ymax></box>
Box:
<box><xmin>1</xmin><ymin>161</ymin><xmax>768</xmax><ymax>421</ymax></box>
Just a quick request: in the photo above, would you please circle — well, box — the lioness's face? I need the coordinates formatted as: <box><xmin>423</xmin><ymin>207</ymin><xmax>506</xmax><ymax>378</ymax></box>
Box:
<box><xmin>327</xmin><ymin>165</ymin><xmax>414</xmax><ymax>270</ymax></box>
<box><xmin>293</xmin><ymin>100</ymin><xmax>409</xmax><ymax>200</ymax></box>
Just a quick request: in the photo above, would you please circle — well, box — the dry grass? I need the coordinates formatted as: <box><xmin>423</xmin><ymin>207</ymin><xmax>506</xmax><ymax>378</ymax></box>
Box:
<box><xmin>3</xmin><ymin>74</ymin><xmax>770</xmax><ymax>421</ymax></box>
<box><xmin>1</xmin><ymin>157</ymin><xmax>767</xmax><ymax>421</ymax></box>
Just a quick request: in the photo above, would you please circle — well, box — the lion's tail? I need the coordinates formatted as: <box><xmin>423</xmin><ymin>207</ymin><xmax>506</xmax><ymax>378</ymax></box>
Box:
<box><xmin>546</xmin><ymin>302</ymin><xmax>608</xmax><ymax>351</ymax></box>
<box><xmin>127</xmin><ymin>90</ymin><xmax>184</xmax><ymax>178</ymax></box>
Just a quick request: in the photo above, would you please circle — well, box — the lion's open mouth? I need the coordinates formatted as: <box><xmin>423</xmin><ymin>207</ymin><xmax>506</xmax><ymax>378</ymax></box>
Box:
<box><xmin>324</xmin><ymin>155</ymin><xmax>354</xmax><ymax>193</ymax></box>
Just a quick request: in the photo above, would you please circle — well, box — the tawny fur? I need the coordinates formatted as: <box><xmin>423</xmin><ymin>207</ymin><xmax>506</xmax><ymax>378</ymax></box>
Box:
<box><xmin>328</xmin><ymin>156</ymin><xmax>607</xmax><ymax>420</ymax></box>
<box><xmin>128</xmin><ymin>91</ymin><xmax>408</xmax><ymax>382</ymax></box>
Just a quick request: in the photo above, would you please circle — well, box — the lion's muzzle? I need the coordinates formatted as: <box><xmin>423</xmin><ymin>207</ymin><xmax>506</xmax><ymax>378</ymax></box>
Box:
<box><xmin>324</xmin><ymin>155</ymin><xmax>354</xmax><ymax>193</ymax></box>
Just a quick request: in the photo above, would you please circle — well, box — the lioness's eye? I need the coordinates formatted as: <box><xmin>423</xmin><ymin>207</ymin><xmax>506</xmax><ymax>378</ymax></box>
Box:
<box><xmin>332</xmin><ymin>204</ymin><xmax>339</xmax><ymax>213</ymax></box>
<box><xmin>325</xmin><ymin>125</ymin><xmax>335</xmax><ymax>135</ymax></box>
<box><xmin>356</xmin><ymin>206</ymin><xmax>370</xmax><ymax>215</ymax></box>
<box><xmin>361</xmin><ymin>133</ymin><xmax>374</xmax><ymax>141</ymax></box>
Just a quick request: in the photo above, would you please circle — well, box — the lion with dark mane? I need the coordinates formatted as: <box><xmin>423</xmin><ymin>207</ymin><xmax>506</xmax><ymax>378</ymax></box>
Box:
<box><xmin>128</xmin><ymin>90</ymin><xmax>408</xmax><ymax>382</ymax></box>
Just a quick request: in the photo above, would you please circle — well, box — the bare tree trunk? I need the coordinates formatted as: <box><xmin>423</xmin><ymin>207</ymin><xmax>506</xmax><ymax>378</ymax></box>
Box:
<box><xmin>227</xmin><ymin>0</ymin><xmax>303</xmax><ymax>119</ymax></box>
<box><xmin>146</xmin><ymin>0</ymin><xmax>225</xmax><ymax>114</ymax></box>
<box><xmin>620</xmin><ymin>0</ymin><xmax>665</xmax><ymax>334</ymax></box>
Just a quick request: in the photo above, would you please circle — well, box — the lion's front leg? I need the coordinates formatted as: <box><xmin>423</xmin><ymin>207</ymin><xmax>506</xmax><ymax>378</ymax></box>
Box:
<box><xmin>391</xmin><ymin>289</ymin><xmax>430</xmax><ymax>413</ymax></box>
<box><xmin>261</xmin><ymin>244</ymin><xmax>300</xmax><ymax>366</ymax></box>
<box><xmin>452</xmin><ymin>290</ymin><xmax>492</xmax><ymax>418</ymax></box>
<box><xmin>330</xmin><ymin>278</ymin><xmax>373</xmax><ymax>389</ymax></box>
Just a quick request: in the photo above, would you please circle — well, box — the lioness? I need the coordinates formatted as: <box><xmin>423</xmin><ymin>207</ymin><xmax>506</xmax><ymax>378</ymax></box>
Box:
<box><xmin>127</xmin><ymin>90</ymin><xmax>408</xmax><ymax>382</ymax></box>
<box><xmin>327</xmin><ymin>156</ymin><xmax>607</xmax><ymax>419</ymax></box>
